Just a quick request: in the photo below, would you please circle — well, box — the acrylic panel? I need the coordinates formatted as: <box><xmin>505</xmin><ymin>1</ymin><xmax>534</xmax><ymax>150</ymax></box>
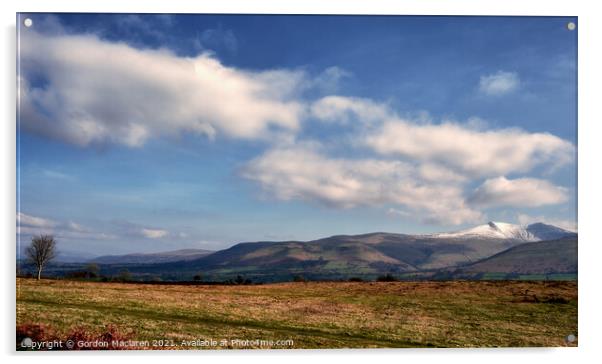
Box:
<box><xmin>16</xmin><ymin>13</ymin><xmax>577</xmax><ymax>350</ymax></box>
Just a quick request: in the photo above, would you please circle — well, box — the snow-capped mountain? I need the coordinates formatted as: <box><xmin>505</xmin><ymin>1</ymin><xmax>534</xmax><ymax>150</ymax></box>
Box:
<box><xmin>525</xmin><ymin>222</ymin><xmax>576</xmax><ymax>241</ymax></box>
<box><xmin>42</xmin><ymin>221</ymin><xmax>577</xmax><ymax>280</ymax></box>
<box><xmin>430</xmin><ymin>221</ymin><xmax>575</xmax><ymax>242</ymax></box>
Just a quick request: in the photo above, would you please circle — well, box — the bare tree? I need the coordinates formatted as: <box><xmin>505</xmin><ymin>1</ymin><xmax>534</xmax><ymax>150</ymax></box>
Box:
<box><xmin>26</xmin><ymin>235</ymin><xmax>57</xmax><ymax>280</ymax></box>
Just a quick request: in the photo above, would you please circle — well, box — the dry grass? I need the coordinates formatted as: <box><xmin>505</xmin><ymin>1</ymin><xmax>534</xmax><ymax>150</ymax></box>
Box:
<box><xmin>16</xmin><ymin>278</ymin><xmax>577</xmax><ymax>349</ymax></box>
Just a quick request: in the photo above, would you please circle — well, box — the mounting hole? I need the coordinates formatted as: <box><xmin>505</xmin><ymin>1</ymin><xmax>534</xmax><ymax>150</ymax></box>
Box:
<box><xmin>567</xmin><ymin>22</ymin><xmax>576</xmax><ymax>31</ymax></box>
<box><xmin>23</xmin><ymin>18</ymin><xmax>33</xmax><ymax>28</ymax></box>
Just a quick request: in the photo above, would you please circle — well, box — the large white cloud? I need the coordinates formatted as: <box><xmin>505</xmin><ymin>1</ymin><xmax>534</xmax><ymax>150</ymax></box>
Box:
<box><xmin>19</xmin><ymin>30</ymin><xmax>305</xmax><ymax>147</ymax></box>
<box><xmin>242</xmin><ymin>95</ymin><xmax>574</xmax><ymax>224</ymax></box>
<box><xmin>18</xmin><ymin>26</ymin><xmax>575</xmax><ymax>227</ymax></box>
<box><xmin>241</xmin><ymin>144</ymin><xmax>483</xmax><ymax>225</ymax></box>
<box><xmin>365</xmin><ymin>120</ymin><xmax>573</xmax><ymax>177</ymax></box>
<box><xmin>469</xmin><ymin>176</ymin><xmax>569</xmax><ymax>208</ymax></box>
<box><xmin>310</xmin><ymin>96</ymin><xmax>574</xmax><ymax>178</ymax></box>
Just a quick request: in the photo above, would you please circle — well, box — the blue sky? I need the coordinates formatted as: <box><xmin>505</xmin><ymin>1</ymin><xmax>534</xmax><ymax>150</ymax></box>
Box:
<box><xmin>17</xmin><ymin>14</ymin><xmax>577</xmax><ymax>256</ymax></box>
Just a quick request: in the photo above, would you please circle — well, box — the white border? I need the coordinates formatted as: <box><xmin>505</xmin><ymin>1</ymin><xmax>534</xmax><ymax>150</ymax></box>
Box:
<box><xmin>2</xmin><ymin>1</ymin><xmax>601</xmax><ymax>363</ymax></box>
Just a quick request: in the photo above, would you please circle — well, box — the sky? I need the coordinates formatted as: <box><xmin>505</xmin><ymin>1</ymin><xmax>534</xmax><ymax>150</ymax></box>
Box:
<box><xmin>17</xmin><ymin>14</ymin><xmax>577</xmax><ymax>257</ymax></box>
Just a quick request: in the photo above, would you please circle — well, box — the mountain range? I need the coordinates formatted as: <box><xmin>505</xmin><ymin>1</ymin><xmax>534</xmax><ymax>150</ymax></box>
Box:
<box><xmin>89</xmin><ymin>248</ymin><xmax>214</xmax><ymax>264</ymax></box>
<box><xmin>83</xmin><ymin>221</ymin><xmax>576</xmax><ymax>282</ymax></box>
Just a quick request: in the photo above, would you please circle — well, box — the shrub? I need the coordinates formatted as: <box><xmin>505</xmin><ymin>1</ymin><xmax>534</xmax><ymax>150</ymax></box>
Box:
<box><xmin>116</xmin><ymin>269</ymin><xmax>132</xmax><ymax>282</ymax></box>
<box><xmin>65</xmin><ymin>271</ymin><xmax>89</xmax><ymax>279</ymax></box>
<box><xmin>376</xmin><ymin>273</ymin><xmax>398</xmax><ymax>282</ymax></box>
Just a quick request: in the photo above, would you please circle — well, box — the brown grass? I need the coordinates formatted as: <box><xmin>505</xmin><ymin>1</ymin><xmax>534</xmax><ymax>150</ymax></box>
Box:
<box><xmin>16</xmin><ymin>278</ymin><xmax>577</xmax><ymax>349</ymax></box>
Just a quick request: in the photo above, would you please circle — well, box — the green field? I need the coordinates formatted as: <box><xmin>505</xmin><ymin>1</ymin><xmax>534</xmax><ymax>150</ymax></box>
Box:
<box><xmin>16</xmin><ymin>278</ymin><xmax>577</xmax><ymax>349</ymax></box>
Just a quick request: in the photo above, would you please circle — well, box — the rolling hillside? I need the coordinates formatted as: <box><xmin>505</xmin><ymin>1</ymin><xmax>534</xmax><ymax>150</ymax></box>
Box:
<box><xmin>458</xmin><ymin>237</ymin><xmax>577</xmax><ymax>275</ymax></box>
<box><xmin>114</xmin><ymin>222</ymin><xmax>576</xmax><ymax>281</ymax></box>
<box><xmin>89</xmin><ymin>249</ymin><xmax>214</xmax><ymax>264</ymax></box>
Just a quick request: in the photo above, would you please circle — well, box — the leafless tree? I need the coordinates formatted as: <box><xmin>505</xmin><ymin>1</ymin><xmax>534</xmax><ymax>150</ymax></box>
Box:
<box><xmin>26</xmin><ymin>235</ymin><xmax>57</xmax><ymax>280</ymax></box>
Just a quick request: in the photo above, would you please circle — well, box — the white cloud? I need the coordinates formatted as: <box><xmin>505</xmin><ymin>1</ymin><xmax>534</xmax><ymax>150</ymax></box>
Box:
<box><xmin>365</xmin><ymin>120</ymin><xmax>574</xmax><ymax>178</ymax></box>
<box><xmin>17</xmin><ymin>212</ymin><xmax>114</xmax><ymax>241</ymax></box>
<box><xmin>17</xmin><ymin>24</ymin><xmax>575</xmax><ymax>228</ymax></box>
<box><xmin>479</xmin><ymin>71</ymin><xmax>520</xmax><ymax>95</ymax></box>
<box><xmin>242</xmin><ymin>95</ymin><xmax>574</xmax><ymax>225</ymax></box>
<box><xmin>110</xmin><ymin>220</ymin><xmax>172</xmax><ymax>240</ymax></box>
<box><xmin>311</xmin><ymin>95</ymin><xmax>390</xmax><ymax>124</ymax></box>
<box><xmin>418</xmin><ymin>163</ymin><xmax>467</xmax><ymax>183</ymax></box>
<box><xmin>241</xmin><ymin>144</ymin><xmax>482</xmax><ymax>225</ymax></box>
<box><xmin>140</xmin><ymin>228</ymin><xmax>169</xmax><ymax>239</ymax></box>
<box><xmin>310</xmin><ymin>96</ymin><xmax>573</xmax><ymax>178</ymax></box>
<box><xmin>19</xmin><ymin>30</ymin><xmax>305</xmax><ymax>147</ymax></box>
<box><xmin>17</xmin><ymin>213</ymin><xmax>175</xmax><ymax>242</ymax></box>
<box><xmin>469</xmin><ymin>176</ymin><xmax>568</xmax><ymax>208</ymax></box>
<box><xmin>307</xmin><ymin>67</ymin><xmax>351</xmax><ymax>94</ymax></box>
<box><xmin>516</xmin><ymin>213</ymin><xmax>577</xmax><ymax>232</ymax></box>
<box><xmin>17</xmin><ymin>212</ymin><xmax>57</xmax><ymax>228</ymax></box>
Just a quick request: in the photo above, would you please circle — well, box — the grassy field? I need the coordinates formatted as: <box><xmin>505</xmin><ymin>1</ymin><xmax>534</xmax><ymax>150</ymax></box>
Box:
<box><xmin>16</xmin><ymin>278</ymin><xmax>577</xmax><ymax>349</ymax></box>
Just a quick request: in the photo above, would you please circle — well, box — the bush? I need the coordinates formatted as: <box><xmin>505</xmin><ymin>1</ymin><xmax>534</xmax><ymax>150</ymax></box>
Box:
<box><xmin>376</xmin><ymin>273</ymin><xmax>398</xmax><ymax>282</ymax></box>
<box><xmin>293</xmin><ymin>275</ymin><xmax>306</xmax><ymax>282</ymax></box>
<box><xmin>116</xmin><ymin>269</ymin><xmax>132</xmax><ymax>282</ymax></box>
<box><xmin>348</xmin><ymin>277</ymin><xmax>364</xmax><ymax>282</ymax></box>
<box><xmin>65</xmin><ymin>271</ymin><xmax>91</xmax><ymax>279</ymax></box>
<box><xmin>431</xmin><ymin>271</ymin><xmax>453</xmax><ymax>281</ymax></box>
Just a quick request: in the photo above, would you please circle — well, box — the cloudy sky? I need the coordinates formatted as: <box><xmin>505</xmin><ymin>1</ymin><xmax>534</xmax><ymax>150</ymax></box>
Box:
<box><xmin>17</xmin><ymin>14</ymin><xmax>577</xmax><ymax>256</ymax></box>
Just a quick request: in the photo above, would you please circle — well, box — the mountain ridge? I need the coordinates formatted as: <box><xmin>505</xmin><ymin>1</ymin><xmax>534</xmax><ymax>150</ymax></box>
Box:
<box><xmin>456</xmin><ymin>236</ymin><xmax>577</xmax><ymax>275</ymax></box>
<box><xmin>429</xmin><ymin>221</ymin><xmax>574</xmax><ymax>242</ymax></box>
<box><xmin>109</xmin><ymin>221</ymin><xmax>576</xmax><ymax>281</ymax></box>
<box><xmin>89</xmin><ymin>248</ymin><xmax>214</xmax><ymax>265</ymax></box>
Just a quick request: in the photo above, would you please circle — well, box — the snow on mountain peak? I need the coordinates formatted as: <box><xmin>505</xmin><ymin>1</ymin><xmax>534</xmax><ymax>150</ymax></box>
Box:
<box><xmin>431</xmin><ymin>221</ymin><xmax>539</xmax><ymax>241</ymax></box>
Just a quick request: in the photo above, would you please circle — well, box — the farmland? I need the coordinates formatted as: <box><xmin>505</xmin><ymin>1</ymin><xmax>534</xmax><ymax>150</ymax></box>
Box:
<box><xmin>16</xmin><ymin>278</ymin><xmax>577</xmax><ymax>349</ymax></box>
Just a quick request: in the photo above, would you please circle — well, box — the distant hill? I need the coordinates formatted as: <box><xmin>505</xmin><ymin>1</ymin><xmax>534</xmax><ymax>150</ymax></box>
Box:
<box><xmin>17</xmin><ymin>248</ymin><xmax>97</xmax><ymax>263</ymax></box>
<box><xmin>181</xmin><ymin>221</ymin><xmax>575</xmax><ymax>271</ymax></box>
<box><xmin>89</xmin><ymin>248</ymin><xmax>214</xmax><ymax>264</ymax></box>
<box><xmin>457</xmin><ymin>237</ymin><xmax>577</xmax><ymax>275</ymax></box>
<box><xmin>117</xmin><ymin>222</ymin><xmax>576</xmax><ymax>281</ymax></box>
